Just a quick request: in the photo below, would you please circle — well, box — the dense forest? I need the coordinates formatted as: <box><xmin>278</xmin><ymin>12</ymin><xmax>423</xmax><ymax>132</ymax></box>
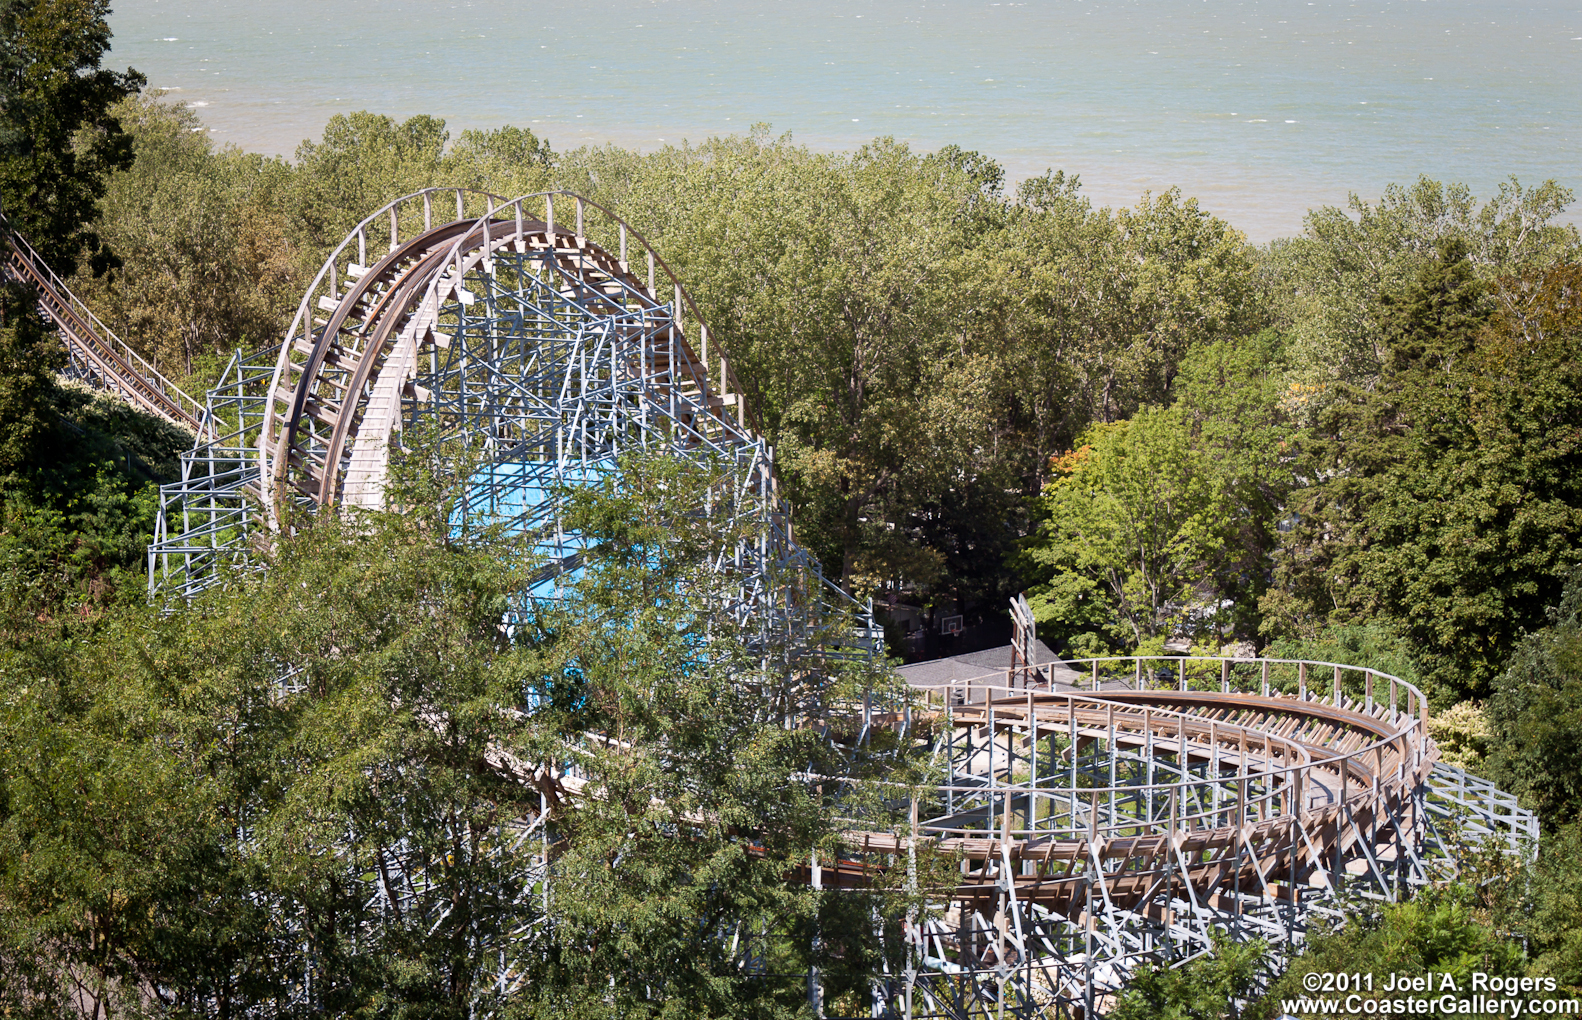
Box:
<box><xmin>44</xmin><ymin>93</ymin><xmax>1582</xmax><ymax>702</ymax></box>
<box><xmin>6</xmin><ymin>0</ymin><xmax>1582</xmax><ymax>1016</ymax></box>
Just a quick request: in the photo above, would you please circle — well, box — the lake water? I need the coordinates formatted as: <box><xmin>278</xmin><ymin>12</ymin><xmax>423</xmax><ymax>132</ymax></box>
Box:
<box><xmin>108</xmin><ymin>0</ymin><xmax>1582</xmax><ymax>241</ymax></box>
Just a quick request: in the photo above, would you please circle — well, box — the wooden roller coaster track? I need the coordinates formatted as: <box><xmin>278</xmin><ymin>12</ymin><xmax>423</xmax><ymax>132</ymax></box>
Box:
<box><xmin>0</xmin><ymin>215</ymin><xmax>209</xmax><ymax>437</ymax></box>
<box><xmin>785</xmin><ymin>650</ymin><xmax>1536</xmax><ymax>1019</ymax></box>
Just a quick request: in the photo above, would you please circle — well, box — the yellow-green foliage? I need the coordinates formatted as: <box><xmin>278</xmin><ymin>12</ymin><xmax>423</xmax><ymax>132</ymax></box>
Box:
<box><xmin>1430</xmin><ymin>700</ymin><xmax>1492</xmax><ymax>770</ymax></box>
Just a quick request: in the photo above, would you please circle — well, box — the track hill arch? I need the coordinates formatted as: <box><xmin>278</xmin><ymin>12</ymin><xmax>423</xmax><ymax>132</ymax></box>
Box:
<box><xmin>148</xmin><ymin>188</ymin><xmax>875</xmax><ymax>653</ymax></box>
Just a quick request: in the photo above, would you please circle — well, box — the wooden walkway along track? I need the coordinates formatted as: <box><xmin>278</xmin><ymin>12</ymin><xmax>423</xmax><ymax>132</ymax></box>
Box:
<box><xmin>0</xmin><ymin>217</ymin><xmax>208</xmax><ymax>436</ymax></box>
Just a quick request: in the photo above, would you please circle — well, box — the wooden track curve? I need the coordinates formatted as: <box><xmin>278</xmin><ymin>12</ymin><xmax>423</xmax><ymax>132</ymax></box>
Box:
<box><xmin>261</xmin><ymin>189</ymin><xmax>753</xmax><ymax>526</ymax></box>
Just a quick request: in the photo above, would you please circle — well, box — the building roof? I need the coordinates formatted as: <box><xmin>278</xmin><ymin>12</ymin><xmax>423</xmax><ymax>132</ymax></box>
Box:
<box><xmin>897</xmin><ymin>639</ymin><xmax>1071</xmax><ymax>688</ymax></box>
<box><xmin>896</xmin><ymin>641</ymin><xmax>1145</xmax><ymax>696</ymax></box>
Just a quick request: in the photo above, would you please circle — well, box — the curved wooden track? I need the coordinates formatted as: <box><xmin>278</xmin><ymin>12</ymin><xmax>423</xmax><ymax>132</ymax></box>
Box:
<box><xmin>261</xmin><ymin>190</ymin><xmax>754</xmax><ymax>527</ymax></box>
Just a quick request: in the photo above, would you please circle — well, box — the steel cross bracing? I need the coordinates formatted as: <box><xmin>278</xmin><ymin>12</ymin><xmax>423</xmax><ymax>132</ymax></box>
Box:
<box><xmin>815</xmin><ymin>655</ymin><xmax>1536</xmax><ymax>1020</ymax></box>
<box><xmin>0</xmin><ymin>212</ymin><xmax>209</xmax><ymax>435</ymax></box>
<box><xmin>149</xmin><ymin>188</ymin><xmax>880</xmax><ymax>658</ymax></box>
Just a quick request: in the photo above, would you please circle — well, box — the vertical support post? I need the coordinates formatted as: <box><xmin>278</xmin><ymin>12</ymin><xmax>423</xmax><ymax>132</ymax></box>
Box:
<box><xmin>1166</xmin><ymin>785</ymin><xmax>1178</xmax><ymax>955</ymax></box>
<box><xmin>1107</xmin><ymin>703</ymin><xmax>1117</xmax><ymax>832</ymax></box>
<box><xmin>1334</xmin><ymin>666</ymin><xmax>1342</xmax><ymax>706</ymax></box>
<box><xmin>809</xmin><ymin>850</ymin><xmax>823</xmax><ymax>1017</ymax></box>
<box><xmin>1211</xmin><ymin>720</ymin><xmax>1220</xmax><ymax>825</ymax></box>
<box><xmin>1222</xmin><ymin>658</ymin><xmax>1230</xmax><ymax>694</ymax></box>
<box><xmin>1145</xmin><ymin>707</ymin><xmax>1155</xmax><ymax>823</ymax></box>
<box><xmin>946</xmin><ymin>694</ymin><xmax>955</xmax><ymax>817</ymax></box>
<box><xmin>1334</xmin><ymin>763</ymin><xmax>1348</xmax><ymax>893</ymax></box>
<box><xmin>1068</xmin><ymin>695</ymin><xmax>1078</xmax><ymax>833</ymax></box>
<box><xmin>906</xmin><ymin>796</ymin><xmax>917</xmax><ymax>1020</ymax></box>
<box><xmin>1262</xmin><ymin>658</ymin><xmax>1270</xmax><ymax>698</ymax></box>
<box><xmin>1288</xmin><ymin>767</ymin><xmax>1301</xmax><ymax>938</ymax></box>
<box><xmin>1028</xmin><ymin>690</ymin><xmax>1038</xmax><ymax>833</ymax></box>
<box><xmin>989</xmin><ymin>700</ymin><xmax>996</xmax><ymax>787</ymax></box>
<box><xmin>1299</xmin><ymin>662</ymin><xmax>1308</xmax><ymax>701</ymax></box>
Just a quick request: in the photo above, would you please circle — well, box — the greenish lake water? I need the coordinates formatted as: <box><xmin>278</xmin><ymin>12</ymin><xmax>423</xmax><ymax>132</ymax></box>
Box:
<box><xmin>110</xmin><ymin>0</ymin><xmax>1582</xmax><ymax>240</ymax></box>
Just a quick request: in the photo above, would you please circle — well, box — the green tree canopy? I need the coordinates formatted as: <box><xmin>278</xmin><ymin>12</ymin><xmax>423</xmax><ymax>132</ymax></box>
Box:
<box><xmin>1027</xmin><ymin>407</ymin><xmax>1230</xmax><ymax>649</ymax></box>
<box><xmin>1270</xmin><ymin>247</ymin><xmax>1582</xmax><ymax>701</ymax></box>
<box><xmin>0</xmin><ymin>0</ymin><xmax>143</xmax><ymax>277</ymax></box>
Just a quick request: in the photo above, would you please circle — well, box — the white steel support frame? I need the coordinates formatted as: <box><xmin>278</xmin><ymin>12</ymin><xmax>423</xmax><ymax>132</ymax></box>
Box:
<box><xmin>837</xmin><ymin>656</ymin><xmax>1537</xmax><ymax>1020</ymax></box>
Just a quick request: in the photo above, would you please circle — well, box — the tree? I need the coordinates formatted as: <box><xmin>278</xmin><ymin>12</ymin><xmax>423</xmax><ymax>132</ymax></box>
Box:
<box><xmin>0</xmin><ymin>0</ymin><xmax>143</xmax><ymax>278</ymax></box>
<box><xmin>1027</xmin><ymin>406</ymin><xmax>1231</xmax><ymax>649</ymax></box>
<box><xmin>1265</xmin><ymin>175</ymin><xmax>1580</xmax><ymax>389</ymax></box>
<box><xmin>1171</xmin><ymin>330</ymin><xmax>1297</xmax><ymax>641</ymax></box>
<box><xmin>1109</xmin><ymin>934</ymin><xmax>1269</xmax><ymax>1020</ymax></box>
<box><xmin>975</xmin><ymin>178</ymin><xmax>1266</xmax><ymax>489</ymax></box>
<box><xmin>1263</xmin><ymin>884</ymin><xmax>1526</xmax><ymax>1012</ymax></box>
<box><xmin>1</xmin><ymin>448</ymin><xmax>552</xmax><ymax>1016</ymax></box>
<box><xmin>0</xmin><ymin>310</ymin><xmax>60</xmax><ymax>478</ymax></box>
<box><xmin>0</xmin><ymin>0</ymin><xmax>143</xmax><ymax>480</ymax></box>
<box><xmin>517</xmin><ymin>452</ymin><xmax>912</xmax><ymax>1018</ymax></box>
<box><xmin>68</xmin><ymin>93</ymin><xmax>297</xmax><ymax>377</ymax></box>
<box><xmin>287</xmin><ymin>111</ymin><xmax>454</xmax><ymax>265</ymax></box>
<box><xmin>1</xmin><ymin>445</ymin><xmax>915</xmax><ymax>1017</ymax></box>
<box><xmin>562</xmin><ymin>132</ymin><xmax>1006</xmax><ymax>601</ymax></box>
<box><xmin>1268</xmin><ymin>247</ymin><xmax>1582</xmax><ymax>701</ymax></box>
<box><xmin>1486</xmin><ymin>566</ymin><xmax>1582</xmax><ymax>832</ymax></box>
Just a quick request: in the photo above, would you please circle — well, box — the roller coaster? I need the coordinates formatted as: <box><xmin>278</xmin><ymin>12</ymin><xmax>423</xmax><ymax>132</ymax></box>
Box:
<box><xmin>2</xmin><ymin>195</ymin><xmax>1537</xmax><ymax>1019</ymax></box>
